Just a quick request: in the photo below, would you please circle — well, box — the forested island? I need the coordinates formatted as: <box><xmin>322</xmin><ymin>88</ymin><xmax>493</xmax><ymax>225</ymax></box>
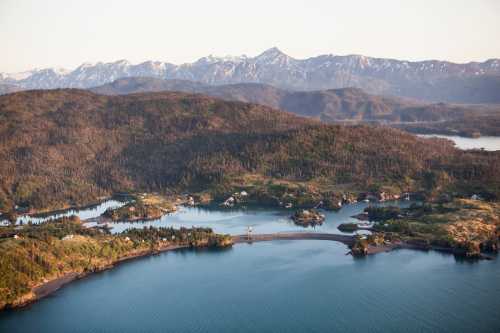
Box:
<box><xmin>102</xmin><ymin>193</ymin><xmax>177</xmax><ymax>222</ymax></box>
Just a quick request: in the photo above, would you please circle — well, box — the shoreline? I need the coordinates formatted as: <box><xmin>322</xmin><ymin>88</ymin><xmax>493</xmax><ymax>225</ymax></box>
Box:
<box><xmin>12</xmin><ymin>196</ymin><xmax>118</xmax><ymax>218</ymax></box>
<box><xmin>5</xmin><ymin>233</ymin><xmax>355</xmax><ymax>312</ymax></box>
<box><xmin>4</xmin><ymin>244</ymin><xmax>189</xmax><ymax>312</ymax></box>
<box><xmin>3</xmin><ymin>233</ymin><xmax>496</xmax><ymax>312</ymax></box>
<box><xmin>3</xmin><ymin>191</ymin><xmax>416</xmax><ymax>223</ymax></box>
<box><xmin>367</xmin><ymin>242</ymin><xmax>496</xmax><ymax>259</ymax></box>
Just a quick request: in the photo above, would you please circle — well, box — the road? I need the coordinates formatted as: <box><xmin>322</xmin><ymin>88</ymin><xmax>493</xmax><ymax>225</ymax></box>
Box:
<box><xmin>232</xmin><ymin>232</ymin><xmax>355</xmax><ymax>246</ymax></box>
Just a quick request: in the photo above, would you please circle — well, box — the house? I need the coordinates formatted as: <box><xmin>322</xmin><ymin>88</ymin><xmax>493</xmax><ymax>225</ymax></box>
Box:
<box><xmin>222</xmin><ymin>196</ymin><xmax>235</xmax><ymax>207</ymax></box>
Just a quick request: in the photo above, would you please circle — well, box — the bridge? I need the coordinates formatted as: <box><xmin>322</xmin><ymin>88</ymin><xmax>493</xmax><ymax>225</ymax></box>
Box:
<box><xmin>232</xmin><ymin>232</ymin><xmax>355</xmax><ymax>246</ymax></box>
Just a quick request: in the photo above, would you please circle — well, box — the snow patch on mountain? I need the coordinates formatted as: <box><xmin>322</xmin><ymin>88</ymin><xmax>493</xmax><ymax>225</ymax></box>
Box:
<box><xmin>1</xmin><ymin>48</ymin><xmax>499</xmax><ymax>101</ymax></box>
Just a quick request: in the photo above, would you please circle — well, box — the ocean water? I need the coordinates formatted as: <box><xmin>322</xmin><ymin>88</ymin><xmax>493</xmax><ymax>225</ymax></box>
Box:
<box><xmin>1</xmin><ymin>205</ymin><xmax>499</xmax><ymax>333</ymax></box>
<box><xmin>0</xmin><ymin>240</ymin><xmax>499</xmax><ymax>333</ymax></box>
<box><xmin>104</xmin><ymin>200</ymin><xmax>415</xmax><ymax>235</ymax></box>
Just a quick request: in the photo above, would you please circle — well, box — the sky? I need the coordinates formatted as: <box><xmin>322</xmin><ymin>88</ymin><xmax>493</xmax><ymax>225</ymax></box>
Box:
<box><xmin>1</xmin><ymin>0</ymin><xmax>500</xmax><ymax>73</ymax></box>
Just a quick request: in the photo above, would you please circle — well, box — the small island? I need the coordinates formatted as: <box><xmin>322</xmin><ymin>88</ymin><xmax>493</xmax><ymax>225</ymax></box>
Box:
<box><xmin>102</xmin><ymin>193</ymin><xmax>177</xmax><ymax>222</ymax></box>
<box><xmin>291</xmin><ymin>209</ymin><xmax>325</xmax><ymax>227</ymax></box>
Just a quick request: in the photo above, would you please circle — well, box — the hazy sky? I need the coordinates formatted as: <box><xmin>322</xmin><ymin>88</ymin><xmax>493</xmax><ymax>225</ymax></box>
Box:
<box><xmin>1</xmin><ymin>0</ymin><xmax>500</xmax><ymax>73</ymax></box>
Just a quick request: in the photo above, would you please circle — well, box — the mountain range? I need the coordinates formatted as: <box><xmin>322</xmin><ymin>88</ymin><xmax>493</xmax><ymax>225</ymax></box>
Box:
<box><xmin>89</xmin><ymin>77</ymin><xmax>483</xmax><ymax>121</ymax></box>
<box><xmin>2</xmin><ymin>48</ymin><xmax>500</xmax><ymax>103</ymax></box>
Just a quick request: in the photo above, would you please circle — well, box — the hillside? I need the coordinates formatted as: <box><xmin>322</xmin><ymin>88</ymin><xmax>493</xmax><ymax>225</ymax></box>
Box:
<box><xmin>0</xmin><ymin>89</ymin><xmax>499</xmax><ymax>212</ymax></box>
<box><xmin>91</xmin><ymin>77</ymin><xmax>500</xmax><ymax>134</ymax></box>
<box><xmin>2</xmin><ymin>48</ymin><xmax>500</xmax><ymax>103</ymax></box>
<box><xmin>90</xmin><ymin>77</ymin><xmax>207</xmax><ymax>95</ymax></box>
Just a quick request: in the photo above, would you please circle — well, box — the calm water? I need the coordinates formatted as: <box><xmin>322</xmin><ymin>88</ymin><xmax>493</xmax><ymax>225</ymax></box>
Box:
<box><xmin>13</xmin><ymin>199</ymin><xmax>126</xmax><ymax>225</ymax></box>
<box><xmin>418</xmin><ymin>134</ymin><xmax>500</xmax><ymax>151</ymax></box>
<box><xmin>103</xmin><ymin>201</ymin><xmax>415</xmax><ymax>235</ymax></box>
<box><xmin>0</xmin><ymin>240</ymin><xmax>499</xmax><ymax>333</ymax></box>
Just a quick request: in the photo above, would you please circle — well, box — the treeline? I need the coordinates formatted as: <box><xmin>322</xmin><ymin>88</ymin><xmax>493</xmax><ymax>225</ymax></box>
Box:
<box><xmin>0</xmin><ymin>217</ymin><xmax>132</xmax><ymax>306</ymax></box>
<box><xmin>0</xmin><ymin>216</ymin><xmax>232</xmax><ymax>308</ymax></box>
<box><xmin>121</xmin><ymin>226</ymin><xmax>232</xmax><ymax>247</ymax></box>
<box><xmin>399</xmin><ymin>115</ymin><xmax>500</xmax><ymax>137</ymax></box>
<box><xmin>0</xmin><ymin>89</ymin><xmax>499</xmax><ymax>212</ymax></box>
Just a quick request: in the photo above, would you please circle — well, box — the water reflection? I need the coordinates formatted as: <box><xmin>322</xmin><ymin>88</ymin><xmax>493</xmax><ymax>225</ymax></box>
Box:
<box><xmin>105</xmin><ymin>200</ymin><xmax>416</xmax><ymax>235</ymax></box>
<box><xmin>14</xmin><ymin>200</ymin><xmax>126</xmax><ymax>225</ymax></box>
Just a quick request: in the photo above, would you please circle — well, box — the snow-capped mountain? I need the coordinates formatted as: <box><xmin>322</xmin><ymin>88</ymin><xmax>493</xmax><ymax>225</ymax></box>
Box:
<box><xmin>2</xmin><ymin>48</ymin><xmax>500</xmax><ymax>102</ymax></box>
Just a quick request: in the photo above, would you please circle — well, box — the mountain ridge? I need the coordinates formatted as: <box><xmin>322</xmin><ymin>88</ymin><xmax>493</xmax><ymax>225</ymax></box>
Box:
<box><xmin>89</xmin><ymin>77</ymin><xmax>500</xmax><ymax>133</ymax></box>
<box><xmin>3</xmin><ymin>48</ymin><xmax>500</xmax><ymax>103</ymax></box>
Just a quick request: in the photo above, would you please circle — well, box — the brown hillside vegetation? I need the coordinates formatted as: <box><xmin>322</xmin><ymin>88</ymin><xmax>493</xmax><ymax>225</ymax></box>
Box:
<box><xmin>0</xmin><ymin>89</ymin><xmax>499</xmax><ymax>211</ymax></box>
<box><xmin>92</xmin><ymin>78</ymin><xmax>500</xmax><ymax>122</ymax></box>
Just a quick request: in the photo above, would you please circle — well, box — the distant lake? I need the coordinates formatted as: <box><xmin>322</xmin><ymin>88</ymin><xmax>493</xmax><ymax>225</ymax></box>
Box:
<box><xmin>1</xmin><ymin>205</ymin><xmax>500</xmax><ymax>332</ymax></box>
<box><xmin>418</xmin><ymin>134</ymin><xmax>500</xmax><ymax>151</ymax></box>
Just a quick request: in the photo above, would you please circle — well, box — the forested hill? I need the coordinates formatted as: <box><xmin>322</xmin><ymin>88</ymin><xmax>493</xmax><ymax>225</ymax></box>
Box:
<box><xmin>90</xmin><ymin>77</ymin><xmax>500</xmax><ymax>137</ymax></box>
<box><xmin>92</xmin><ymin>77</ymin><xmax>494</xmax><ymax>123</ymax></box>
<box><xmin>0</xmin><ymin>89</ymin><xmax>498</xmax><ymax>211</ymax></box>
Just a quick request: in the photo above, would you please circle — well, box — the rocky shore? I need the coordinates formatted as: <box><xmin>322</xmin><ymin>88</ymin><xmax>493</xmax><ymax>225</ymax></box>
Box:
<box><xmin>187</xmin><ymin>173</ymin><xmax>420</xmax><ymax>213</ymax></box>
<box><xmin>350</xmin><ymin>199</ymin><xmax>500</xmax><ymax>259</ymax></box>
<box><xmin>4</xmin><ymin>244</ymin><xmax>191</xmax><ymax>311</ymax></box>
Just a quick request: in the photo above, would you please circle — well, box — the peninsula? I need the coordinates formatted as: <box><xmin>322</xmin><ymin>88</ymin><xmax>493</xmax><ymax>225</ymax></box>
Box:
<box><xmin>0</xmin><ymin>216</ymin><xmax>232</xmax><ymax>311</ymax></box>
